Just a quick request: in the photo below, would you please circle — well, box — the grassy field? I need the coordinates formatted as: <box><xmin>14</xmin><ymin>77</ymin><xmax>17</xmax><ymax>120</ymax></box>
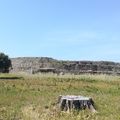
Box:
<box><xmin>0</xmin><ymin>73</ymin><xmax>120</xmax><ymax>120</ymax></box>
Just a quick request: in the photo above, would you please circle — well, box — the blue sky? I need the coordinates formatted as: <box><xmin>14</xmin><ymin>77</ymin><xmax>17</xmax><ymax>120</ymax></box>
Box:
<box><xmin>0</xmin><ymin>0</ymin><xmax>120</xmax><ymax>62</ymax></box>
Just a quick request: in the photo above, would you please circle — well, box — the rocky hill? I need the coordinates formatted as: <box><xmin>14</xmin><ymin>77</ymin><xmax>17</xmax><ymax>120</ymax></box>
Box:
<box><xmin>11</xmin><ymin>57</ymin><xmax>120</xmax><ymax>75</ymax></box>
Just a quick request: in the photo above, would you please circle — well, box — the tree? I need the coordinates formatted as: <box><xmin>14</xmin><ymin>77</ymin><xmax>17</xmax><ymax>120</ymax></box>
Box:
<box><xmin>0</xmin><ymin>53</ymin><xmax>12</xmax><ymax>73</ymax></box>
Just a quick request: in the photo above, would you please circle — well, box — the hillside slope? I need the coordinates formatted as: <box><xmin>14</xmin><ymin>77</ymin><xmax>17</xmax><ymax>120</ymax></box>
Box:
<box><xmin>11</xmin><ymin>57</ymin><xmax>120</xmax><ymax>75</ymax></box>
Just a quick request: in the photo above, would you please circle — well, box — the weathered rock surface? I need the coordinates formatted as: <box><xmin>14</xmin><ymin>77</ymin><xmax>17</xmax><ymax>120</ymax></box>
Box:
<box><xmin>11</xmin><ymin>57</ymin><xmax>120</xmax><ymax>75</ymax></box>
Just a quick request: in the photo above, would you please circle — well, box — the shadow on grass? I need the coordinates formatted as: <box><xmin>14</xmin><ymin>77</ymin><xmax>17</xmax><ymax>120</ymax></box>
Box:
<box><xmin>0</xmin><ymin>76</ymin><xmax>24</xmax><ymax>80</ymax></box>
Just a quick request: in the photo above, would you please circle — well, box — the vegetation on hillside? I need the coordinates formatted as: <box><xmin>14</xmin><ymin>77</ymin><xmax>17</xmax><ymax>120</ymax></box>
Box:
<box><xmin>0</xmin><ymin>74</ymin><xmax>120</xmax><ymax>120</ymax></box>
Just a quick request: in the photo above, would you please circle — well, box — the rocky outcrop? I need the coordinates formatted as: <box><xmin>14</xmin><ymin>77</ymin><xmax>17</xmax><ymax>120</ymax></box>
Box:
<box><xmin>11</xmin><ymin>57</ymin><xmax>120</xmax><ymax>75</ymax></box>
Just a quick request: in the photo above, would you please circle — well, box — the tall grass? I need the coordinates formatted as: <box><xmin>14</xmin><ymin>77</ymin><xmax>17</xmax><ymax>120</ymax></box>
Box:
<box><xmin>0</xmin><ymin>73</ymin><xmax>120</xmax><ymax>120</ymax></box>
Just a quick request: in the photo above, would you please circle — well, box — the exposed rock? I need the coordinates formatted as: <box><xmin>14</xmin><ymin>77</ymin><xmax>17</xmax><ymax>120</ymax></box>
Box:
<box><xmin>11</xmin><ymin>57</ymin><xmax>120</xmax><ymax>75</ymax></box>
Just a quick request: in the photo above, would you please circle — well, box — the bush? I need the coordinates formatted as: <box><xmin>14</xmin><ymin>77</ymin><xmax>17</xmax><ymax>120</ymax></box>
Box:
<box><xmin>0</xmin><ymin>53</ymin><xmax>12</xmax><ymax>73</ymax></box>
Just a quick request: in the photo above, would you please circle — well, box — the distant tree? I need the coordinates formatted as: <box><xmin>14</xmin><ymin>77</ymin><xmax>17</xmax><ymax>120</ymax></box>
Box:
<box><xmin>0</xmin><ymin>53</ymin><xmax>12</xmax><ymax>73</ymax></box>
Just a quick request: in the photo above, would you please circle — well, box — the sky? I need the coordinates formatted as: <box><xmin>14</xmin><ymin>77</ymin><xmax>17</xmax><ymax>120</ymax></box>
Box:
<box><xmin>0</xmin><ymin>0</ymin><xmax>120</xmax><ymax>62</ymax></box>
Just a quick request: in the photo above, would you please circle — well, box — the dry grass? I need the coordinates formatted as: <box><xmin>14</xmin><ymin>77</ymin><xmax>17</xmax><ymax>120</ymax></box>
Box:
<box><xmin>0</xmin><ymin>73</ymin><xmax>120</xmax><ymax>120</ymax></box>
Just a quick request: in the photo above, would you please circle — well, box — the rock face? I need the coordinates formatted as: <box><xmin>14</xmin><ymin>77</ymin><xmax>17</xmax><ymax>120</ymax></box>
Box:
<box><xmin>11</xmin><ymin>57</ymin><xmax>120</xmax><ymax>75</ymax></box>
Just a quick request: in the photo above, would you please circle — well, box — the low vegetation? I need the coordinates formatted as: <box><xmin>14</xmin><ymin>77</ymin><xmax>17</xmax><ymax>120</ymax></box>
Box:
<box><xmin>0</xmin><ymin>73</ymin><xmax>23</xmax><ymax>79</ymax></box>
<box><xmin>0</xmin><ymin>73</ymin><xmax>120</xmax><ymax>120</ymax></box>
